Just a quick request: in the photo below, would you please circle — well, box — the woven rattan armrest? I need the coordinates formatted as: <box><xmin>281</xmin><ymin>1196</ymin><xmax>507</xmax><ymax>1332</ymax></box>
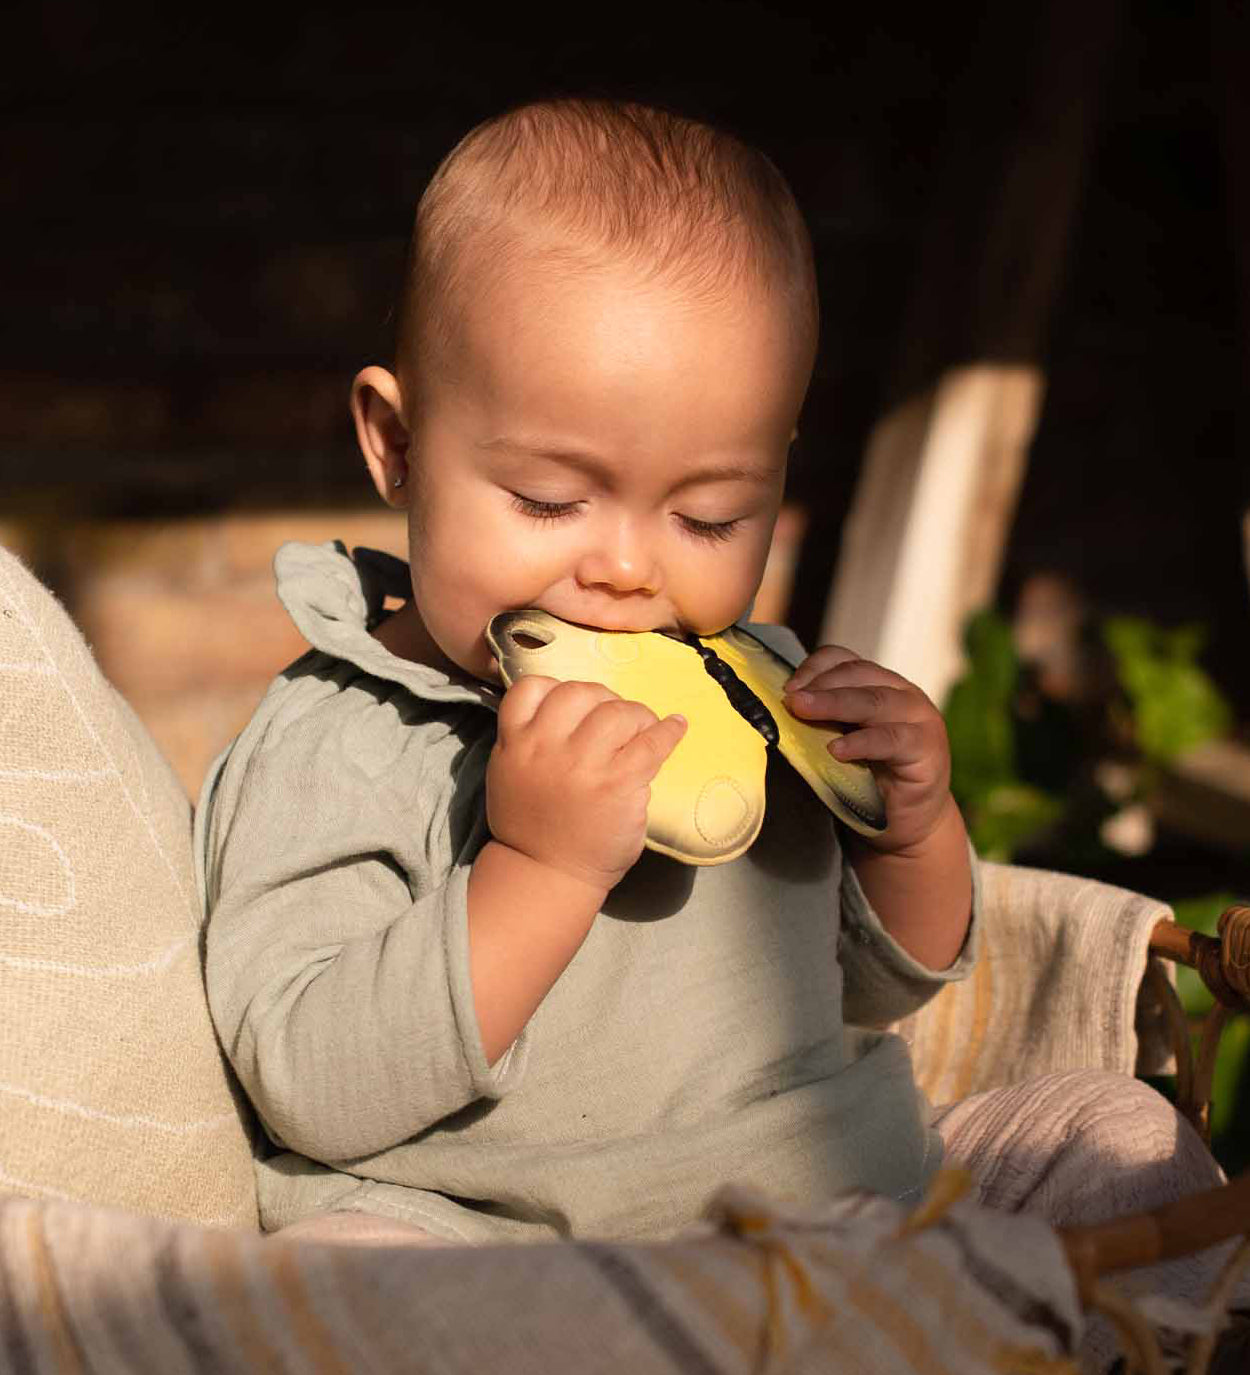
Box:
<box><xmin>1147</xmin><ymin>904</ymin><xmax>1250</xmax><ymax>1140</ymax></box>
<box><xmin>1040</xmin><ymin>906</ymin><xmax>1250</xmax><ymax>1372</ymax></box>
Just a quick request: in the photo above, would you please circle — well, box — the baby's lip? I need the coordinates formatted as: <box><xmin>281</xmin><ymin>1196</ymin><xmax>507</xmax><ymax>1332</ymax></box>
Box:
<box><xmin>577</xmin><ymin>617</ymin><xmax>680</xmax><ymax>635</ymax></box>
<box><xmin>511</xmin><ymin>608</ymin><xmax>682</xmax><ymax>636</ymax></box>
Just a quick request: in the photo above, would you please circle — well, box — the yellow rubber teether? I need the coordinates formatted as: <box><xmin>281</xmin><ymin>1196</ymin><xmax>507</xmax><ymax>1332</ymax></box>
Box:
<box><xmin>487</xmin><ymin>611</ymin><xmax>887</xmax><ymax>866</ymax></box>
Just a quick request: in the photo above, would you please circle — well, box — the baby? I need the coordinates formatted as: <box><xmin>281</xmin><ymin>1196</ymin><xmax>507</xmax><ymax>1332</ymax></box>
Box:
<box><xmin>196</xmin><ymin>97</ymin><xmax>978</xmax><ymax>1245</ymax></box>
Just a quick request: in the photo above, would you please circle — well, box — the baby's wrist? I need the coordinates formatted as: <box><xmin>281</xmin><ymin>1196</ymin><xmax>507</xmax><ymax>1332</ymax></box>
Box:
<box><xmin>485</xmin><ymin>839</ymin><xmax>613</xmax><ymax>908</ymax></box>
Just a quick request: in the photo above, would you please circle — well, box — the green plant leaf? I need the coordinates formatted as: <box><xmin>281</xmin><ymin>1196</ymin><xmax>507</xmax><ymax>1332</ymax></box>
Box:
<box><xmin>963</xmin><ymin>609</ymin><xmax>1019</xmax><ymax>700</ymax></box>
<box><xmin>966</xmin><ymin>782</ymin><xmax>1064</xmax><ymax>862</ymax></box>
<box><xmin>1103</xmin><ymin>616</ymin><xmax>1232</xmax><ymax>764</ymax></box>
<box><xmin>945</xmin><ymin>677</ymin><xmax>1015</xmax><ymax>805</ymax></box>
<box><xmin>1102</xmin><ymin>616</ymin><xmax>1153</xmax><ymax>665</ymax></box>
<box><xmin>945</xmin><ymin>610</ymin><xmax>1019</xmax><ymax>807</ymax></box>
<box><xmin>1210</xmin><ymin>1015</ymin><xmax>1250</xmax><ymax>1141</ymax></box>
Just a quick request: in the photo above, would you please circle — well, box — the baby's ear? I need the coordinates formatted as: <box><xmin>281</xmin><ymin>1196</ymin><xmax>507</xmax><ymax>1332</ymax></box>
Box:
<box><xmin>351</xmin><ymin>366</ymin><xmax>412</xmax><ymax>507</ymax></box>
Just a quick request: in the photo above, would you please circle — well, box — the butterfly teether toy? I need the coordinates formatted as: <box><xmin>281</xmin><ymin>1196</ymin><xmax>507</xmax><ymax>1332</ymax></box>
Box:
<box><xmin>486</xmin><ymin>611</ymin><xmax>887</xmax><ymax>866</ymax></box>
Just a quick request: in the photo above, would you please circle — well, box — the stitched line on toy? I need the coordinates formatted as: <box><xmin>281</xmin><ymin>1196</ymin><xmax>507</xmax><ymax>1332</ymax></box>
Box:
<box><xmin>682</xmin><ymin>634</ymin><xmax>779</xmax><ymax>747</ymax></box>
<box><xmin>822</xmin><ymin>780</ymin><xmax>885</xmax><ymax>831</ymax></box>
<box><xmin>0</xmin><ymin>814</ymin><xmax>75</xmax><ymax>915</ymax></box>
<box><xmin>694</xmin><ymin>776</ymin><xmax>753</xmax><ymax>847</ymax></box>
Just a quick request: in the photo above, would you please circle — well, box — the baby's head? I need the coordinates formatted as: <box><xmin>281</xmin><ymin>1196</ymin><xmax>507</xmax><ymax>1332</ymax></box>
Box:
<box><xmin>352</xmin><ymin>98</ymin><xmax>818</xmax><ymax>682</ymax></box>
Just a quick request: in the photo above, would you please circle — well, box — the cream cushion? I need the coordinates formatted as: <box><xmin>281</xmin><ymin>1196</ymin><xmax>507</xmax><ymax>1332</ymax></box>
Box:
<box><xmin>0</xmin><ymin>546</ymin><xmax>256</xmax><ymax>1227</ymax></box>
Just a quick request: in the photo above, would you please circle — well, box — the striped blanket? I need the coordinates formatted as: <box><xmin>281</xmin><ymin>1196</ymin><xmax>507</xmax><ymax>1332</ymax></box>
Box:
<box><xmin>0</xmin><ymin>1181</ymin><xmax>1082</xmax><ymax>1375</ymax></box>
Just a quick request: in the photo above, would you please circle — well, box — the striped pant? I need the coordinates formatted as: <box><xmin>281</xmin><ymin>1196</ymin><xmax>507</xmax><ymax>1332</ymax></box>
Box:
<box><xmin>935</xmin><ymin>1068</ymin><xmax>1238</xmax><ymax>1372</ymax></box>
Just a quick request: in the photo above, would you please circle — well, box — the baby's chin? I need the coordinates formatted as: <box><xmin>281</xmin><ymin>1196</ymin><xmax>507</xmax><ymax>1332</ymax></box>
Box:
<box><xmin>476</xmin><ymin>652</ymin><xmax>506</xmax><ymax>687</ymax></box>
<box><xmin>439</xmin><ymin>640</ymin><xmax>500</xmax><ymax>688</ymax></box>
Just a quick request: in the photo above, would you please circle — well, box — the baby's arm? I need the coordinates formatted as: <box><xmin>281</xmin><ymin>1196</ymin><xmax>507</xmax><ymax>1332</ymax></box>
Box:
<box><xmin>784</xmin><ymin>646</ymin><xmax>972</xmax><ymax>971</ymax></box>
<box><xmin>838</xmin><ymin>798</ymin><xmax>971</xmax><ymax>971</ymax></box>
<box><xmin>469</xmin><ymin>676</ymin><xmax>686</xmax><ymax>1063</ymax></box>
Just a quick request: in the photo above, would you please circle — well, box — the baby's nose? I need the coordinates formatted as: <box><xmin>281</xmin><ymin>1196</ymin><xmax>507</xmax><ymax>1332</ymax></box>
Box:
<box><xmin>575</xmin><ymin>535</ymin><xmax>660</xmax><ymax>596</ymax></box>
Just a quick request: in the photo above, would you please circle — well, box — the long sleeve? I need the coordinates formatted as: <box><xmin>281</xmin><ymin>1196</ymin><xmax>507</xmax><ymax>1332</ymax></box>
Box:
<box><xmin>200</xmin><ymin>664</ymin><xmax>526</xmax><ymax>1164</ymax></box>
<box><xmin>838</xmin><ymin>837</ymin><xmax>981</xmax><ymax>1028</ymax></box>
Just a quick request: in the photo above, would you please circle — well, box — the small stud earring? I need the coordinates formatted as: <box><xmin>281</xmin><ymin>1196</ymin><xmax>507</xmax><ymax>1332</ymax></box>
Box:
<box><xmin>393</xmin><ymin>473</ymin><xmax>406</xmax><ymax>489</ymax></box>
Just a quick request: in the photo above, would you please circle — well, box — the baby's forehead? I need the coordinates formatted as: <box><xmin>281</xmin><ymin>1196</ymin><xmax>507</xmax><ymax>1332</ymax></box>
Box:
<box><xmin>447</xmin><ymin>217</ymin><xmax>787</xmax><ymax>332</ymax></box>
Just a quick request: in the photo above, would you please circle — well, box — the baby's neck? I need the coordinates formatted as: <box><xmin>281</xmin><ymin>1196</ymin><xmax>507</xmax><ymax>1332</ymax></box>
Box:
<box><xmin>371</xmin><ymin>602</ymin><xmax>500</xmax><ymax>692</ymax></box>
<box><xmin>372</xmin><ymin>603</ymin><xmax>450</xmax><ymax>672</ymax></box>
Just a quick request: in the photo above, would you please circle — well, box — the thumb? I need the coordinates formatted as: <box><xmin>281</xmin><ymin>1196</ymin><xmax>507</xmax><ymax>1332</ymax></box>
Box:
<box><xmin>496</xmin><ymin>674</ymin><xmax>560</xmax><ymax>735</ymax></box>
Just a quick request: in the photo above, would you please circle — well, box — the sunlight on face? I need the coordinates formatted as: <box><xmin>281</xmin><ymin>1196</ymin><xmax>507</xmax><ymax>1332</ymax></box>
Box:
<box><xmin>402</xmin><ymin>255</ymin><xmax>813</xmax><ymax>682</ymax></box>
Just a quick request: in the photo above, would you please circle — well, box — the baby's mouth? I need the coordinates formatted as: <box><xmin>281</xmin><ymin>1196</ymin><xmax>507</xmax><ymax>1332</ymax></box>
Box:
<box><xmin>513</xmin><ymin>607</ymin><xmax>682</xmax><ymax>638</ymax></box>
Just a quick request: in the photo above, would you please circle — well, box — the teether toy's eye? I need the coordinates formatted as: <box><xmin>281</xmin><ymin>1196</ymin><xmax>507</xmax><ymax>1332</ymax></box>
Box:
<box><xmin>506</xmin><ymin>625</ymin><xmax>554</xmax><ymax>651</ymax></box>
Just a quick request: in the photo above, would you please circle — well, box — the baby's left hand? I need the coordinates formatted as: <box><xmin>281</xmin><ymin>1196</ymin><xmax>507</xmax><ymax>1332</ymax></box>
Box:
<box><xmin>783</xmin><ymin>646</ymin><xmax>951</xmax><ymax>854</ymax></box>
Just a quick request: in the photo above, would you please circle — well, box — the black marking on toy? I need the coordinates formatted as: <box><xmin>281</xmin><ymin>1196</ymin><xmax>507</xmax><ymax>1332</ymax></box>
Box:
<box><xmin>681</xmin><ymin>633</ymin><xmax>780</xmax><ymax>748</ymax></box>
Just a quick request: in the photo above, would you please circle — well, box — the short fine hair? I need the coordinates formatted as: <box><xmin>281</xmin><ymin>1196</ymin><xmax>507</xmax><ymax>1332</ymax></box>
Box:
<box><xmin>395</xmin><ymin>98</ymin><xmax>818</xmax><ymax>394</ymax></box>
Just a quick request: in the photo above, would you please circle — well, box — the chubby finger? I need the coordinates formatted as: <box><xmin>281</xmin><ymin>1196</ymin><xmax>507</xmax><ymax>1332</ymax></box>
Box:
<box><xmin>497</xmin><ymin>677</ymin><xmax>619</xmax><ymax>739</ymax></box>
<box><xmin>615</xmin><ymin>712</ymin><xmax>688</xmax><ymax>782</ymax></box>
<box><xmin>829</xmin><ymin>721</ymin><xmax>931</xmax><ymax>766</ymax></box>
<box><xmin>569</xmin><ymin>697</ymin><xmax>662</xmax><ymax>756</ymax></box>
<box><xmin>785</xmin><ymin>644</ymin><xmax>861</xmax><ymax>692</ymax></box>
<box><xmin>792</xmin><ymin>658</ymin><xmax>920</xmax><ymax>698</ymax></box>
<box><xmin>525</xmin><ymin>679</ymin><xmax>624</xmax><ymax>738</ymax></box>
<box><xmin>786</xmin><ymin>682</ymin><xmax>916</xmax><ymax>726</ymax></box>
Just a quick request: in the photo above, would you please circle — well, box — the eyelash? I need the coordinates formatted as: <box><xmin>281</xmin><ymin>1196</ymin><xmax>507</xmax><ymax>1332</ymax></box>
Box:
<box><xmin>511</xmin><ymin>495</ymin><xmax>579</xmax><ymax>523</ymax></box>
<box><xmin>510</xmin><ymin>495</ymin><xmax>742</xmax><ymax>544</ymax></box>
<box><xmin>678</xmin><ymin>515</ymin><xmax>742</xmax><ymax>543</ymax></box>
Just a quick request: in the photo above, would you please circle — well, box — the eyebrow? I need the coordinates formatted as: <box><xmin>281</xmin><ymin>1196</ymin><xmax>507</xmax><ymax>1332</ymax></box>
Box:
<box><xmin>476</xmin><ymin>437</ymin><xmax>776</xmax><ymax>489</ymax></box>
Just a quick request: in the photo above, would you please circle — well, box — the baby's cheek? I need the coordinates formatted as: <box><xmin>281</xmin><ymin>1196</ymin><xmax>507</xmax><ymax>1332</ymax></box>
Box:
<box><xmin>725</xmin><ymin>539</ymin><xmax>775</xmax><ymax>619</ymax></box>
<box><xmin>416</xmin><ymin>589</ymin><xmax>480</xmax><ymax>675</ymax></box>
<box><xmin>698</xmin><ymin>573</ymin><xmax>764</xmax><ymax>632</ymax></box>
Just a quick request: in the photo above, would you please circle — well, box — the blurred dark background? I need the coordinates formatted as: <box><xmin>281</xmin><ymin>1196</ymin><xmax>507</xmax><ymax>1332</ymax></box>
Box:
<box><xmin>2</xmin><ymin>0</ymin><xmax>1248</xmax><ymax>814</ymax></box>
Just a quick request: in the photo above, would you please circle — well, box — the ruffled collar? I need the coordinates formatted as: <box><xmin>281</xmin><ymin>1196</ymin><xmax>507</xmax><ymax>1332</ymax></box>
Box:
<box><xmin>274</xmin><ymin>540</ymin><xmax>498</xmax><ymax>711</ymax></box>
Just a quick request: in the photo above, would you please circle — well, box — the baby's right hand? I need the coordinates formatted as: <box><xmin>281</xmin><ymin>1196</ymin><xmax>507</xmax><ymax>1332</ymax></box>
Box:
<box><xmin>486</xmin><ymin>677</ymin><xmax>687</xmax><ymax>893</ymax></box>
